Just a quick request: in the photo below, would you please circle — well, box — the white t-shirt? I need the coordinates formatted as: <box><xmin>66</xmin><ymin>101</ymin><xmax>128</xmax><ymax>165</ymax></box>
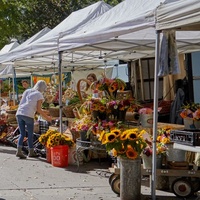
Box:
<box><xmin>16</xmin><ymin>89</ymin><xmax>44</xmax><ymax>119</ymax></box>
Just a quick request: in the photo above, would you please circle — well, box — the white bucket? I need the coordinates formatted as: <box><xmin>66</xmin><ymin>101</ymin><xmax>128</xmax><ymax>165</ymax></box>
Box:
<box><xmin>184</xmin><ymin>118</ymin><xmax>200</xmax><ymax>129</ymax></box>
<box><xmin>166</xmin><ymin>143</ymin><xmax>185</xmax><ymax>162</ymax></box>
<box><xmin>140</xmin><ymin>114</ymin><xmax>153</xmax><ymax>128</ymax></box>
<box><xmin>141</xmin><ymin>154</ymin><xmax>162</xmax><ymax>169</ymax></box>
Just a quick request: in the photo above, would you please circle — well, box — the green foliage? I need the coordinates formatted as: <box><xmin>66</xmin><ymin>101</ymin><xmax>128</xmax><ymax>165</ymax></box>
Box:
<box><xmin>0</xmin><ymin>0</ymin><xmax>122</xmax><ymax>49</ymax></box>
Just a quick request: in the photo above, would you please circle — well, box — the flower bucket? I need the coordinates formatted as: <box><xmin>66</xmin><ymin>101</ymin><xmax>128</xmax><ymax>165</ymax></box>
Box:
<box><xmin>142</xmin><ymin>154</ymin><xmax>162</xmax><ymax>169</ymax></box>
<box><xmin>184</xmin><ymin>118</ymin><xmax>200</xmax><ymax>129</ymax></box>
<box><xmin>51</xmin><ymin>145</ymin><xmax>69</xmax><ymax>168</ymax></box>
<box><xmin>166</xmin><ymin>143</ymin><xmax>185</xmax><ymax>162</ymax></box>
<box><xmin>80</xmin><ymin>130</ymin><xmax>89</xmax><ymax>142</ymax></box>
<box><xmin>117</xmin><ymin>110</ymin><xmax>127</xmax><ymax>121</ymax></box>
<box><xmin>120</xmin><ymin>157</ymin><xmax>141</xmax><ymax>200</ymax></box>
<box><xmin>46</xmin><ymin>147</ymin><xmax>51</xmax><ymax>163</ymax></box>
<box><xmin>139</xmin><ymin>114</ymin><xmax>153</xmax><ymax>128</ymax></box>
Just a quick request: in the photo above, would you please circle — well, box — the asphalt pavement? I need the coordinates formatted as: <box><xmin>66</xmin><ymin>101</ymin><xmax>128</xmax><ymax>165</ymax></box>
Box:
<box><xmin>0</xmin><ymin>144</ymin><xmax>199</xmax><ymax>200</ymax></box>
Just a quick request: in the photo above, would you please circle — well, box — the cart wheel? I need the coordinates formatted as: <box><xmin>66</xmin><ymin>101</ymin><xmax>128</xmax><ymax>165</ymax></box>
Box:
<box><xmin>171</xmin><ymin>178</ymin><xmax>194</xmax><ymax>198</ymax></box>
<box><xmin>109</xmin><ymin>173</ymin><xmax>119</xmax><ymax>186</ymax></box>
<box><xmin>111</xmin><ymin>175</ymin><xmax>120</xmax><ymax>195</ymax></box>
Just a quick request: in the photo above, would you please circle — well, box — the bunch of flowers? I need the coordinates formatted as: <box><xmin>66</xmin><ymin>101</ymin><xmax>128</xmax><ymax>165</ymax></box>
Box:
<box><xmin>70</xmin><ymin>115</ymin><xmax>94</xmax><ymax>132</ymax></box>
<box><xmin>90</xmin><ymin>98</ymin><xmax>106</xmax><ymax>113</ymax></box>
<box><xmin>38</xmin><ymin>129</ymin><xmax>57</xmax><ymax>146</ymax></box>
<box><xmin>142</xmin><ymin>126</ymin><xmax>172</xmax><ymax>157</ymax></box>
<box><xmin>79</xmin><ymin>98</ymin><xmax>106</xmax><ymax>115</ymax></box>
<box><xmin>106</xmin><ymin>99</ymin><xmax>139</xmax><ymax>112</ymax></box>
<box><xmin>88</xmin><ymin>120</ymin><xmax>126</xmax><ymax>137</ymax></box>
<box><xmin>46</xmin><ymin>132</ymin><xmax>74</xmax><ymax>148</ymax></box>
<box><xmin>180</xmin><ymin>102</ymin><xmax>200</xmax><ymax>120</ymax></box>
<box><xmin>98</xmin><ymin>127</ymin><xmax>147</xmax><ymax>160</ymax></box>
<box><xmin>91</xmin><ymin>76</ymin><xmax>126</xmax><ymax>99</ymax></box>
<box><xmin>62</xmin><ymin>87</ymin><xmax>78</xmax><ymax>103</ymax></box>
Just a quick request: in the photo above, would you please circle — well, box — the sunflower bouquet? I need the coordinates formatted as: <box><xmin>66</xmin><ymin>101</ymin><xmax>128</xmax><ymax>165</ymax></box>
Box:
<box><xmin>98</xmin><ymin>127</ymin><xmax>147</xmax><ymax>160</ymax></box>
<box><xmin>38</xmin><ymin>129</ymin><xmax>57</xmax><ymax>146</ymax></box>
<box><xmin>46</xmin><ymin>132</ymin><xmax>74</xmax><ymax>148</ymax></box>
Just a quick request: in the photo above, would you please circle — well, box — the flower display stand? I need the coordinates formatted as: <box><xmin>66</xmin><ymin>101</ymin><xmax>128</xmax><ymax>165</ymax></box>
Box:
<box><xmin>120</xmin><ymin>157</ymin><xmax>141</xmax><ymax>200</ymax></box>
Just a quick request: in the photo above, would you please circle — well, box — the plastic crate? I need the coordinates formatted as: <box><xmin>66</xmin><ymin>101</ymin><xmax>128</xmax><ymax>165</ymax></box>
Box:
<box><xmin>170</xmin><ymin>129</ymin><xmax>200</xmax><ymax>146</ymax></box>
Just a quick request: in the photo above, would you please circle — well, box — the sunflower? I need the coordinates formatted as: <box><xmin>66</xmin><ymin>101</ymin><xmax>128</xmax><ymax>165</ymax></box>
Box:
<box><xmin>105</xmin><ymin>132</ymin><xmax>117</xmax><ymax>143</ymax></box>
<box><xmin>108</xmin><ymin>82</ymin><xmax>118</xmax><ymax>93</ymax></box>
<box><xmin>127</xmin><ymin>132</ymin><xmax>137</xmax><ymax>140</ymax></box>
<box><xmin>120</xmin><ymin>132</ymin><xmax>128</xmax><ymax>140</ymax></box>
<box><xmin>111</xmin><ymin>129</ymin><xmax>121</xmax><ymax>137</ymax></box>
<box><xmin>118</xmin><ymin>146</ymin><xmax>126</xmax><ymax>154</ymax></box>
<box><xmin>99</xmin><ymin>105</ymin><xmax>106</xmax><ymax>112</ymax></box>
<box><xmin>126</xmin><ymin>147</ymin><xmax>138</xmax><ymax>159</ymax></box>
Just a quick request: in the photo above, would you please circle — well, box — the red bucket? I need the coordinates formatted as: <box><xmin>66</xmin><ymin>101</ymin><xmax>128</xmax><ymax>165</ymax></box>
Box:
<box><xmin>46</xmin><ymin>147</ymin><xmax>51</xmax><ymax>163</ymax></box>
<box><xmin>51</xmin><ymin>145</ymin><xmax>69</xmax><ymax>167</ymax></box>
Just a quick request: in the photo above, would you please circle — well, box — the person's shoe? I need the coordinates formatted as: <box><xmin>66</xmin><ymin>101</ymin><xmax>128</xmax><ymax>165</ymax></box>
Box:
<box><xmin>16</xmin><ymin>147</ymin><xmax>27</xmax><ymax>159</ymax></box>
<box><xmin>28</xmin><ymin>148</ymin><xmax>39</xmax><ymax>157</ymax></box>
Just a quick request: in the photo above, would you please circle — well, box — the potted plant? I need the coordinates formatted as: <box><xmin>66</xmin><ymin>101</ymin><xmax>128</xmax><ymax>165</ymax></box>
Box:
<box><xmin>98</xmin><ymin>126</ymin><xmax>148</xmax><ymax>199</ymax></box>
<box><xmin>180</xmin><ymin>102</ymin><xmax>200</xmax><ymax>129</ymax></box>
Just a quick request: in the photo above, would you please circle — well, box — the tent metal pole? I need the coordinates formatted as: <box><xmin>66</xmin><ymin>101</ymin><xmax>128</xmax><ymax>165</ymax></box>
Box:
<box><xmin>139</xmin><ymin>59</ymin><xmax>145</xmax><ymax>101</ymax></box>
<box><xmin>151</xmin><ymin>30</ymin><xmax>161</xmax><ymax>200</ymax></box>
<box><xmin>12</xmin><ymin>67</ymin><xmax>16</xmax><ymax>106</ymax></box>
<box><xmin>58</xmin><ymin>51</ymin><xmax>63</xmax><ymax>133</ymax></box>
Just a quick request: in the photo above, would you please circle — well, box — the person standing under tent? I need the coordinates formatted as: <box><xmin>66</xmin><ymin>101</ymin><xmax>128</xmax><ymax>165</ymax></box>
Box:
<box><xmin>80</xmin><ymin>73</ymin><xmax>98</xmax><ymax>99</ymax></box>
<box><xmin>22</xmin><ymin>79</ymin><xmax>31</xmax><ymax>90</ymax></box>
<box><xmin>16</xmin><ymin>80</ymin><xmax>52</xmax><ymax>159</ymax></box>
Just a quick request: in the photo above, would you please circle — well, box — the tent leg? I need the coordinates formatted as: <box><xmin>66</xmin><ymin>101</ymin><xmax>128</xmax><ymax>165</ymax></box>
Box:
<box><xmin>58</xmin><ymin>51</ymin><xmax>63</xmax><ymax>133</ymax></box>
<box><xmin>151</xmin><ymin>30</ymin><xmax>161</xmax><ymax>200</ymax></box>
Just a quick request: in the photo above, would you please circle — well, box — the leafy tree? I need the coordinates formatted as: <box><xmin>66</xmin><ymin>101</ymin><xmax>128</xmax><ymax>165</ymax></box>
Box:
<box><xmin>0</xmin><ymin>0</ymin><xmax>122</xmax><ymax>49</ymax></box>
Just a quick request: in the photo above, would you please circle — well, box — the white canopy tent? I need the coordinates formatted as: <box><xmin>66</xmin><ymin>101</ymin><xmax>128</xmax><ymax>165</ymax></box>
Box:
<box><xmin>156</xmin><ymin>0</ymin><xmax>200</xmax><ymax>31</ymax></box>
<box><xmin>0</xmin><ymin>40</ymin><xmax>19</xmax><ymax>55</ymax></box>
<box><xmin>0</xmin><ymin>27</ymin><xmax>51</xmax><ymax>105</ymax></box>
<box><xmin>1</xmin><ymin>0</ymin><xmax>200</xmax><ymax>70</ymax></box>
<box><xmin>0</xmin><ymin>1</ymin><xmax>111</xmax><ymax>66</ymax></box>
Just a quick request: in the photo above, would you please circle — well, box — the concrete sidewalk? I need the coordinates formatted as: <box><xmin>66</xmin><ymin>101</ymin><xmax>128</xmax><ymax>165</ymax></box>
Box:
<box><xmin>0</xmin><ymin>144</ymin><xmax>198</xmax><ymax>200</ymax></box>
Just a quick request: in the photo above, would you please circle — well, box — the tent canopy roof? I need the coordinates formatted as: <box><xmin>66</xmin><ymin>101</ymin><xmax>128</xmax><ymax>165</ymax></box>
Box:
<box><xmin>156</xmin><ymin>0</ymin><xmax>200</xmax><ymax>30</ymax></box>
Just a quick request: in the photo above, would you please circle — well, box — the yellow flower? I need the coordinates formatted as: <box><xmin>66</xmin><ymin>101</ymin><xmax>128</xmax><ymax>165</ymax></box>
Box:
<box><xmin>126</xmin><ymin>146</ymin><xmax>138</xmax><ymax>159</ymax></box>
<box><xmin>126</xmin><ymin>132</ymin><xmax>137</xmax><ymax>141</ymax></box>
<box><xmin>112</xmin><ymin>148</ymin><xmax>118</xmax><ymax>157</ymax></box>
<box><xmin>110</xmin><ymin>129</ymin><xmax>121</xmax><ymax>137</ymax></box>
<box><xmin>120</xmin><ymin>132</ymin><xmax>128</xmax><ymax>140</ymax></box>
<box><xmin>98</xmin><ymin>130</ymin><xmax>105</xmax><ymax>142</ymax></box>
<box><xmin>105</xmin><ymin>132</ymin><xmax>117</xmax><ymax>143</ymax></box>
<box><xmin>99</xmin><ymin>105</ymin><xmax>106</xmax><ymax>112</ymax></box>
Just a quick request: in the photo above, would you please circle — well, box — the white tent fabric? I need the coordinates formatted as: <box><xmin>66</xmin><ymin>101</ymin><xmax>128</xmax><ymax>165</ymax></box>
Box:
<box><xmin>0</xmin><ymin>40</ymin><xmax>19</xmax><ymax>55</ymax></box>
<box><xmin>0</xmin><ymin>27</ymin><xmax>51</xmax><ymax>77</ymax></box>
<box><xmin>0</xmin><ymin>1</ymin><xmax>111</xmax><ymax>64</ymax></box>
<box><xmin>2</xmin><ymin>0</ymin><xmax>200</xmax><ymax>68</ymax></box>
<box><xmin>156</xmin><ymin>0</ymin><xmax>200</xmax><ymax>31</ymax></box>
